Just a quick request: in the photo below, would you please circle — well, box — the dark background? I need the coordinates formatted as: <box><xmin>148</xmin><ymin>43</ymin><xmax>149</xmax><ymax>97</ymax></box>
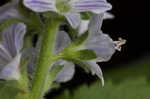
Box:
<box><xmin>0</xmin><ymin>0</ymin><xmax>149</xmax><ymax>98</ymax></box>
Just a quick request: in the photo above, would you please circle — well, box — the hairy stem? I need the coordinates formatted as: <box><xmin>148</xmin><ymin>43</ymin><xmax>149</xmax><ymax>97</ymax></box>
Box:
<box><xmin>30</xmin><ymin>21</ymin><xmax>60</xmax><ymax>99</ymax></box>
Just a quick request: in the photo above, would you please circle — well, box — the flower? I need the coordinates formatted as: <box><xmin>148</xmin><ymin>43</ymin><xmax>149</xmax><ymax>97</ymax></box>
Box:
<box><xmin>0</xmin><ymin>0</ymin><xmax>22</xmax><ymax>23</ymax></box>
<box><xmin>83</xmin><ymin>31</ymin><xmax>116</xmax><ymax>62</ymax></box>
<box><xmin>0</xmin><ymin>23</ymin><xmax>26</xmax><ymax>80</ymax></box>
<box><xmin>23</xmin><ymin>0</ymin><xmax>112</xmax><ymax>28</ymax></box>
<box><xmin>51</xmin><ymin>13</ymin><xmax>125</xmax><ymax>85</ymax></box>
<box><xmin>47</xmin><ymin>27</ymin><xmax>105</xmax><ymax>84</ymax></box>
<box><xmin>77</xmin><ymin>30</ymin><xmax>116</xmax><ymax>85</ymax></box>
<box><xmin>79</xmin><ymin>31</ymin><xmax>116</xmax><ymax>86</ymax></box>
<box><xmin>51</xmin><ymin>29</ymin><xmax>106</xmax><ymax>85</ymax></box>
<box><xmin>78</xmin><ymin>13</ymin><xmax>126</xmax><ymax>62</ymax></box>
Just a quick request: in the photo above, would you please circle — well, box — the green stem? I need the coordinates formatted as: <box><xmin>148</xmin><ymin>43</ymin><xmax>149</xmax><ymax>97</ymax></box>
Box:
<box><xmin>30</xmin><ymin>21</ymin><xmax>60</xmax><ymax>99</ymax></box>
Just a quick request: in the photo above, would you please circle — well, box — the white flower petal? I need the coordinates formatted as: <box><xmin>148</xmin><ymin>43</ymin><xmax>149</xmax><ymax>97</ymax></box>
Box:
<box><xmin>64</xmin><ymin>13</ymin><xmax>81</xmax><ymax>29</ymax></box>
<box><xmin>23</xmin><ymin>0</ymin><xmax>57</xmax><ymax>12</ymax></box>
<box><xmin>0</xmin><ymin>44</ymin><xmax>12</xmax><ymax>65</ymax></box>
<box><xmin>104</xmin><ymin>12</ymin><xmax>114</xmax><ymax>19</ymax></box>
<box><xmin>0</xmin><ymin>53</ymin><xmax>21</xmax><ymax>80</ymax></box>
<box><xmin>78</xmin><ymin>20</ymin><xmax>89</xmax><ymax>35</ymax></box>
<box><xmin>89</xmin><ymin>13</ymin><xmax>104</xmax><ymax>34</ymax></box>
<box><xmin>14</xmin><ymin>23</ymin><xmax>27</xmax><ymax>53</ymax></box>
<box><xmin>73</xmin><ymin>0</ymin><xmax>112</xmax><ymax>14</ymax></box>
<box><xmin>85</xmin><ymin>32</ymin><xmax>116</xmax><ymax>62</ymax></box>
<box><xmin>86</xmin><ymin>60</ymin><xmax>104</xmax><ymax>86</ymax></box>
<box><xmin>54</xmin><ymin>61</ymin><xmax>75</xmax><ymax>83</ymax></box>
<box><xmin>54</xmin><ymin>31</ymin><xmax>71</xmax><ymax>53</ymax></box>
<box><xmin>2</xmin><ymin>23</ymin><xmax>26</xmax><ymax>57</ymax></box>
<box><xmin>79</xmin><ymin>12</ymin><xmax>114</xmax><ymax>36</ymax></box>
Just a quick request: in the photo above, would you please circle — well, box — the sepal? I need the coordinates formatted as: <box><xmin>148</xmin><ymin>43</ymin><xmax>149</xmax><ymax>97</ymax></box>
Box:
<box><xmin>70</xmin><ymin>49</ymin><xmax>97</xmax><ymax>60</ymax></box>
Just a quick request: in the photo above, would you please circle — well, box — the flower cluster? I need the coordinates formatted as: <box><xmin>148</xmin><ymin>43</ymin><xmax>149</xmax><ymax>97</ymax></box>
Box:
<box><xmin>0</xmin><ymin>0</ymin><xmax>126</xmax><ymax>98</ymax></box>
<box><xmin>51</xmin><ymin>13</ymin><xmax>126</xmax><ymax>85</ymax></box>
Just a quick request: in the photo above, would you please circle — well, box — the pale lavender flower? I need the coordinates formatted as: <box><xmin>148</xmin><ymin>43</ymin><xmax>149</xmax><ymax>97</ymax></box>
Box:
<box><xmin>80</xmin><ymin>13</ymin><xmax>125</xmax><ymax>62</ymax></box>
<box><xmin>83</xmin><ymin>31</ymin><xmax>116</xmax><ymax>62</ymax></box>
<box><xmin>23</xmin><ymin>0</ymin><xmax>112</xmax><ymax>28</ymax></box>
<box><xmin>78</xmin><ymin>13</ymin><xmax>116</xmax><ymax>62</ymax></box>
<box><xmin>0</xmin><ymin>0</ymin><xmax>22</xmax><ymax>23</ymax></box>
<box><xmin>0</xmin><ymin>23</ymin><xmax>26</xmax><ymax>80</ymax></box>
<box><xmin>50</xmin><ymin>29</ymin><xmax>105</xmax><ymax>84</ymax></box>
<box><xmin>78</xmin><ymin>13</ymin><xmax>125</xmax><ymax>85</ymax></box>
<box><xmin>53</xmin><ymin>13</ymin><xmax>125</xmax><ymax>85</ymax></box>
<box><xmin>77</xmin><ymin>30</ymin><xmax>116</xmax><ymax>85</ymax></box>
<box><xmin>80</xmin><ymin>32</ymin><xmax>116</xmax><ymax>86</ymax></box>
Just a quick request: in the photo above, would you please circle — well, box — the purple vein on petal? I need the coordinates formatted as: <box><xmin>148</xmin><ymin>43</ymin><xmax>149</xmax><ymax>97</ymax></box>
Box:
<box><xmin>74</xmin><ymin>0</ymin><xmax>111</xmax><ymax>11</ymax></box>
<box><xmin>24</xmin><ymin>0</ymin><xmax>55</xmax><ymax>12</ymax></box>
<box><xmin>25</xmin><ymin>0</ymin><xmax>53</xmax><ymax>5</ymax></box>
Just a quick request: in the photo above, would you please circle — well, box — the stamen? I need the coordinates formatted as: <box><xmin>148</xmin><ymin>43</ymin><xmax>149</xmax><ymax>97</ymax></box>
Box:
<box><xmin>114</xmin><ymin>38</ymin><xmax>126</xmax><ymax>51</ymax></box>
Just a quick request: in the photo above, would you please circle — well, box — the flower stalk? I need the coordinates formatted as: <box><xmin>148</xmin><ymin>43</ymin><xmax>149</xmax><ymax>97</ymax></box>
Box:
<box><xmin>30</xmin><ymin>21</ymin><xmax>60</xmax><ymax>99</ymax></box>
